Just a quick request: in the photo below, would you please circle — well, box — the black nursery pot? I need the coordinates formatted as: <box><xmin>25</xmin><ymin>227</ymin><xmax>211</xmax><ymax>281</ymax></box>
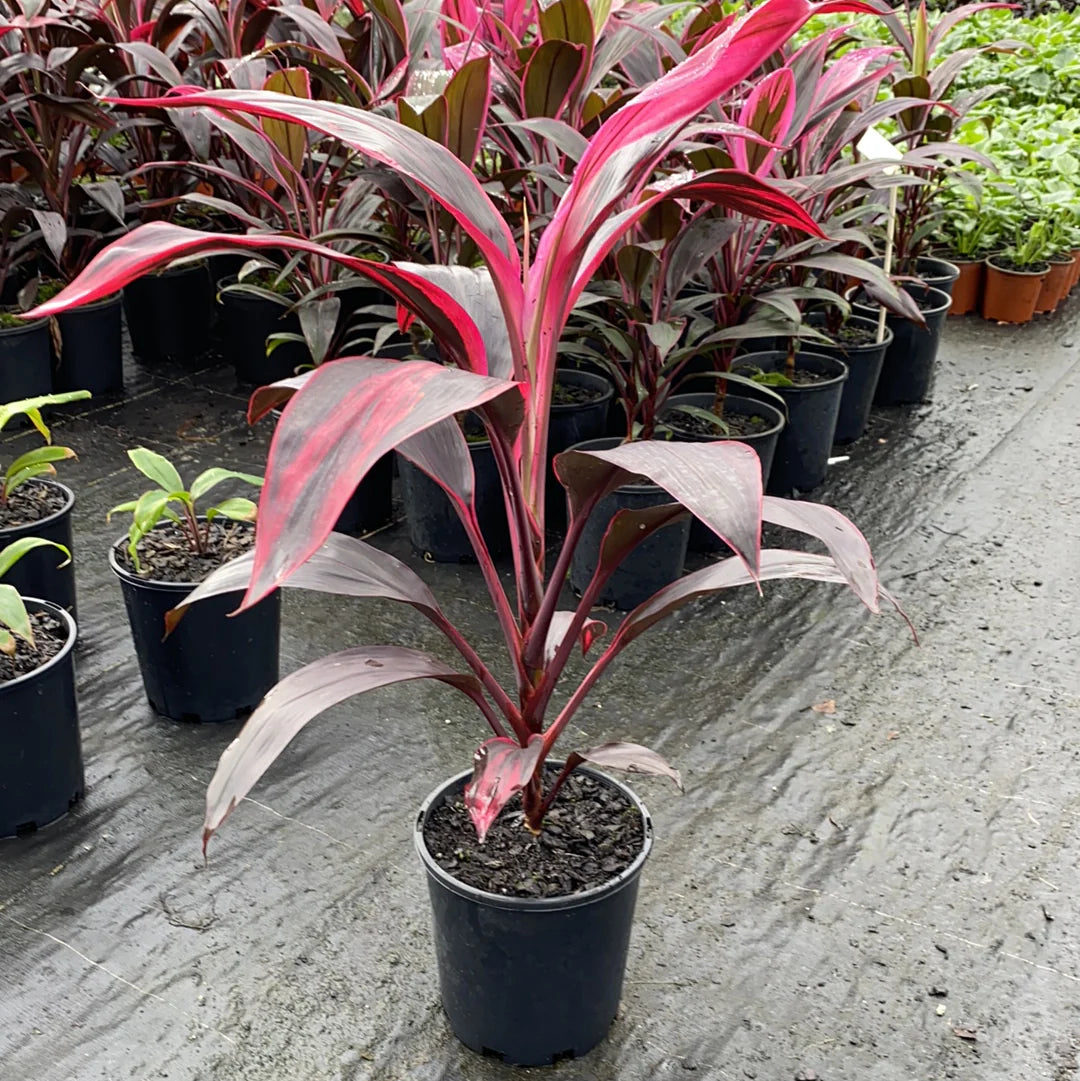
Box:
<box><xmin>0</xmin><ymin>600</ymin><xmax>83</xmax><ymax>839</ymax></box>
<box><xmin>568</xmin><ymin>436</ymin><xmax>691</xmax><ymax>610</ymax></box>
<box><xmin>415</xmin><ymin>767</ymin><xmax>653</xmax><ymax>1067</ymax></box>
<box><xmin>870</xmin><ymin>254</ymin><xmax>960</xmax><ymax>297</ymax></box>
<box><xmin>547</xmin><ymin>369</ymin><xmax>615</xmax><ymax>527</ymax></box>
<box><xmin>734</xmin><ymin>352</ymin><xmax>847</xmax><ymax>495</ymax></box>
<box><xmin>850</xmin><ymin>284</ymin><xmax>951</xmax><ymax>406</ymax></box>
<box><xmin>803</xmin><ymin>314</ymin><xmax>893</xmax><ymax>443</ymax></box>
<box><xmin>658</xmin><ymin>393</ymin><xmax>785</xmax><ymax>552</ymax></box>
<box><xmin>0</xmin><ymin>319</ymin><xmax>52</xmax><ymax>401</ymax></box>
<box><xmin>109</xmin><ymin>539</ymin><xmax>281</xmax><ymax>723</ymax></box>
<box><xmin>0</xmin><ymin>481</ymin><xmax>77</xmax><ymax>620</ymax></box>
<box><xmin>217</xmin><ymin>277</ymin><xmax>307</xmax><ymax>385</ymax></box>
<box><xmin>54</xmin><ymin>293</ymin><xmax>124</xmax><ymax>394</ymax></box>
<box><xmin>124</xmin><ymin>262</ymin><xmax>213</xmax><ymax>364</ymax></box>
<box><xmin>398</xmin><ymin>440</ymin><xmax>509</xmax><ymax>562</ymax></box>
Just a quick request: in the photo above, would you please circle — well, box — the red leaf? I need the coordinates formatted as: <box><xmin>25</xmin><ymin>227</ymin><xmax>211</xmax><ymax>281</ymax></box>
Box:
<box><xmin>203</xmin><ymin>646</ymin><xmax>484</xmax><ymax>853</ymax></box>
<box><xmin>244</xmin><ymin>359</ymin><xmax>523</xmax><ymax>607</ymax></box>
<box><xmin>733</xmin><ymin>67</ymin><xmax>796</xmax><ymax>174</ymax></box>
<box><xmin>465</xmin><ymin>735</ymin><xmax>545</xmax><ymax>842</ymax></box>
<box><xmin>543</xmin><ymin>611</ymin><xmax>607</xmax><ymax>664</ymax></box>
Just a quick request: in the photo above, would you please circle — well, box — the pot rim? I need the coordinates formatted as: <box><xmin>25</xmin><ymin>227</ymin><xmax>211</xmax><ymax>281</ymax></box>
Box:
<box><xmin>414</xmin><ymin>764</ymin><xmax>654</xmax><ymax>913</ymax></box>
<box><xmin>552</xmin><ymin>368</ymin><xmax>615</xmax><ymax>410</ymax></box>
<box><xmin>660</xmin><ymin>392</ymin><xmax>785</xmax><ymax>439</ymax></box>
<box><xmin>215</xmin><ymin>274</ymin><xmax>297</xmax><ymax>306</ymax></box>
<box><xmin>0</xmin><ymin>480</ymin><xmax>75</xmax><ymax>540</ymax></box>
<box><xmin>984</xmin><ymin>254</ymin><xmax>1049</xmax><ymax>277</ymax></box>
<box><xmin>0</xmin><ymin>316</ymin><xmax>48</xmax><ymax>336</ymax></box>
<box><xmin>563</xmin><ymin>435</ymin><xmax>664</xmax><ymax>493</ymax></box>
<box><xmin>804</xmin><ymin>314</ymin><xmax>895</xmax><ymax>354</ymax></box>
<box><xmin>108</xmin><ymin>519</ymin><xmax>254</xmax><ymax>593</ymax></box>
<box><xmin>846</xmin><ymin>284</ymin><xmax>953</xmax><ymax>318</ymax></box>
<box><xmin>0</xmin><ymin>597</ymin><xmax>76</xmax><ymax>692</ymax></box>
<box><xmin>733</xmin><ymin>350</ymin><xmax>849</xmax><ymax>390</ymax></box>
<box><xmin>56</xmin><ymin>291</ymin><xmax>122</xmax><ymax>314</ymax></box>
<box><xmin>871</xmin><ymin>254</ymin><xmax>961</xmax><ymax>282</ymax></box>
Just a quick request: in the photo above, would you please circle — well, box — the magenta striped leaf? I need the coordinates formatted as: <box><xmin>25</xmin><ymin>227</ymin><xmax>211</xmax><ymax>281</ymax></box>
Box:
<box><xmin>733</xmin><ymin>67</ymin><xmax>796</xmax><ymax>175</ymax></box>
<box><xmin>203</xmin><ymin>646</ymin><xmax>485</xmax><ymax>851</ymax></box>
<box><xmin>24</xmin><ymin>223</ymin><xmax>489</xmax><ymax>374</ymax></box>
<box><xmin>243</xmin><ymin>359</ymin><xmax>522</xmax><ymax>607</ymax></box>
<box><xmin>465</xmin><ymin>735</ymin><xmax>545</xmax><ymax>842</ymax></box>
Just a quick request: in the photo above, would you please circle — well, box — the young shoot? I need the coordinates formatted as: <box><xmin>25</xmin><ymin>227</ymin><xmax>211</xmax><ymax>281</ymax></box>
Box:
<box><xmin>0</xmin><ymin>392</ymin><xmax>92</xmax><ymax>507</ymax></box>
<box><xmin>108</xmin><ymin>448</ymin><xmax>263</xmax><ymax>572</ymax></box>
<box><xmin>0</xmin><ymin>537</ymin><xmax>71</xmax><ymax>656</ymax></box>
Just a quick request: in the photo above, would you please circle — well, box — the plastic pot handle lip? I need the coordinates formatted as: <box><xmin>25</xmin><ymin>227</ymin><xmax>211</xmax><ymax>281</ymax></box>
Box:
<box><xmin>0</xmin><ymin>597</ymin><xmax>77</xmax><ymax>692</ymax></box>
<box><xmin>0</xmin><ymin>480</ymin><xmax>76</xmax><ymax>540</ymax></box>
<box><xmin>414</xmin><ymin>764</ymin><xmax>655</xmax><ymax>914</ymax></box>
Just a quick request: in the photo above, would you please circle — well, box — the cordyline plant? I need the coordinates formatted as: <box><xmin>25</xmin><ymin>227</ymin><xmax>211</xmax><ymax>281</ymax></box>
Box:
<box><xmin>0</xmin><ymin>536</ymin><xmax>70</xmax><ymax>655</ymax></box>
<box><xmin>0</xmin><ymin>392</ymin><xmax>91</xmax><ymax>507</ymax></box>
<box><xmin>30</xmin><ymin>0</ymin><xmax>908</xmax><ymax>850</ymax></box>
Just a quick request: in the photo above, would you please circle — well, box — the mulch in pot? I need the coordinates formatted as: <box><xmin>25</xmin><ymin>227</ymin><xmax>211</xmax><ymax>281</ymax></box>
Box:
<box><xmin>115</xmin><ymin>520</ymin><xmax>255</xmax><ymax>583</ymax></box>
<box><xmin>552</xmin><ymin>377</ymin><xmax>607</xmax><ymax>407</ymax></box>
<box><xmin>0</xmin><ymin>481</ymin><xmax>67</xmax><ymax>530</ymax></box>
<box><xmin>423</xmin><ymin>770</ymin><xmax>644</xmax><ymax>899</ymax></box>
<box><xmin>664</xmin><ymin>405</ymin><xmax>770</xmax><ymax>438</ymax></box>
<box><xmin>0</xmin><ymin>609</ymin><xmax>66</xmax><ymax>682</ymax></box>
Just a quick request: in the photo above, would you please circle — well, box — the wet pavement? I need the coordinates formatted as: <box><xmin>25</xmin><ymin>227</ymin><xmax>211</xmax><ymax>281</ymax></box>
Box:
<box><xmin>2</xmin><ymin>301</ymin><xmax>1079</xmax><ymax>1081</ymax></box>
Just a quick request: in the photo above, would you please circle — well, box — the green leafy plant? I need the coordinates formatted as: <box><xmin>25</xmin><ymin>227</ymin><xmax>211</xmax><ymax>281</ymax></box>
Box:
<box><xmin>108</xmin><ymin>448</ymin><xmax>263</xmax><ymax>572</ymax></box>
<box><xmin>0</xmin><ymin>537</ymin><xmax>70</xmax><ymax>656</ymax></box>
<box><xmin>0</xmin><ymin>392</ymin><xmax>92</xmax><ymax>507</ymax></box>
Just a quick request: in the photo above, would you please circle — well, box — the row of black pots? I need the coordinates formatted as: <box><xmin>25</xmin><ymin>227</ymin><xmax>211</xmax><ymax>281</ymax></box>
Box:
<box><xmin>0</xmin><ymin>294</ymin><xmax>125</xmax><ymax>401</ymax></box>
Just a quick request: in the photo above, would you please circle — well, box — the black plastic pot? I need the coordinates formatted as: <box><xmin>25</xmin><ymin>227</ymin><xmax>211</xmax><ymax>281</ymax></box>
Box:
<box><xmin>217</xmin><ymin>276</ymin><xmax>307</xmax><ymax>385</ymax></box>
<box><xmin>397</xmin><ymin>440</ymin><xmax>508</xmax><ymax>562</ymax></box>
<box><xmin>871</xmin><ymin>255</ymin><xmax>960</xmax><ymax>297</ymax></box>
<box><xmin>803</xmin><ymin>314</ymin><xmax>892</xmax><ymax>443</ymax></box>
<box><xmin>0</xmin><ymin>600</ymin><xmax>82</xmax><ymax>838</ymax></box>
<box><xmin>0</xmin><ymin>319</ymin><xmax>52</xmax><ymax>401</ymax></box>
<box><xmin>568</xmin><ymin>436</ymin><xmax>691</xmax><ymax>610</ymax></box>
<box><xmin>733</xmin><ymin>352</ymin><xmax>847</xmax><ymax>495</ymax></box>
<box><xmin>0</xmin><ymin>480</ymin><xmax>77</xmax><ymax>620</ymax></box>
<box><xmin>415</xmin><ymin>766</ymin><xmax>653</xmax><ymax>1066</ymax></box>
<box><xmin>658</xmin><ymin>393</ymin><xmax>785</xmax><ymax>551</ymax></box>
<box><xmin>123</xmin><ymin>262</ymin><xmax>213</xmax><ymax>364</ymax></box>
<box><xmin>54</xmin><ymin>293</ymin><xmax>124</xmax><ymax>394</ymax></box>
<box><xmin>849</xmin><ymin>284</ymin><xmax>951</xmax><ymax>405</ymax></box>
<box><xmin>547</xmin><ymin>370</ymin><xmax>615</xmax><ymax>528</ymax></box>
<box><xmin>110</xmin><ymin>537</ymin><xmax>281</xmax><ymax>723</ymax></box>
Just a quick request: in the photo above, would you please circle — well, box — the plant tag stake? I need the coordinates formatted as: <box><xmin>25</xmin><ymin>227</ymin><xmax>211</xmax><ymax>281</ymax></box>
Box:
<box><xmin>857</xmin><ymin>128</ymin><xmax>903</xmax><ymax>344</ymax></box>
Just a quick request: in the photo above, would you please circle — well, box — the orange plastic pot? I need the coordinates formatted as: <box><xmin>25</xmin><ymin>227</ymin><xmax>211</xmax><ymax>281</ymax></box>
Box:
<box><xmin>947</xmin><ymin>259</ymin><xmax>984</xmax><ymax>316</ymax></box>
<box><xmin>1069</xmin><ymin>250</ymin><xmax>1080</xmax><ymax>294</ymax></box>
<box><xmin>1034</xmin><ymin>257</ymin><xmax>1073</xmax><ymax>314</ymax></box>
<box><xmin>981</xmin><ymin>257</ymin><xmax>1048</xmax><ymax>324</ymax></box>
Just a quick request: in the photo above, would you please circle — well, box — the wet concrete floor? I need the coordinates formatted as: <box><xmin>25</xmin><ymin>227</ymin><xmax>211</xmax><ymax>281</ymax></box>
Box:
<box><xmin>1</xmin><ymin>302</ymin><xmax>1079</xmax><ymax>1081</ymax></box>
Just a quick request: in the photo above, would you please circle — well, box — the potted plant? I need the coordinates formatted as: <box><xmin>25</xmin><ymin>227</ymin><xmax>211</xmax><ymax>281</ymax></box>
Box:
<box><xmin>107</xmin><ymin>448</ymin><xmax>280</xmax><ymax>723</ymax></box>
<box><xmin>32</xmin><ymin>3</ymin><xmax>911</xmax><ymax>1060</ymax></box>
<box><xmin>933</xmin><ymin>182</ymin><xmax>998</xmax><ymax>316</ymax></box>
<box><xmin>0</xmin><ymin>536</ymin><xmax>83</xmax><ymax>838</ymax></box>
<box><xmin>0</xmin><ymin>392</ymin><xmax>90</xmax><ymax>617</ymax></box>
<box><xmin>982</xmin><ymin>220</ymin><xmax>1051</xmax><ymax>324</ymax></box>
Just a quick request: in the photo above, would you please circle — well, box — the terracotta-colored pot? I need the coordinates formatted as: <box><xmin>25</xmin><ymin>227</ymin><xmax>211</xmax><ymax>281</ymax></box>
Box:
<box><xmin>981</xmin><ymin>256</ymin><xmax>1048</xmax><ymax>324</ymax></box>
<box><xmin>1034</xmin><ymin>257</ymin><xmax>1073</xmax><ymax>314</ymax></box>
<box><xmin>947</xmin><ymin>258</ymin><xmax>984</xmax><ymax>316</ymax></box>
<box><xmin>1069</xmin><ymin>249</ymin><xmax>1080</xmax><ymax>293</ymax></box>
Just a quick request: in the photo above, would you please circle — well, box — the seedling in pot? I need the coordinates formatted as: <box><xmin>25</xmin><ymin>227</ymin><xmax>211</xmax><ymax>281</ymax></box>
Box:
<box><xmin>108</xmin><ymin>448</ymin><xmax>263</xmax><ymax>573</ymax></box>
<box><xmin>0</xmin><ymin>392</ymin><xmax>92</xmax><ymax>508</ymax></box>
<box><xmin>0</xmin><ymin>537</ymin><xmax>70</xmax><ymax>655</ymax></box>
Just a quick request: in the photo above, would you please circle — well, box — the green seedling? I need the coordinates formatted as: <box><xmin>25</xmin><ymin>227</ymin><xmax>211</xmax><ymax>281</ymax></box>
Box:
<box><xmin>0</xmin><ymin>392</ymin><xmax>92</xmax><ymax>507</ymax></box>
<box><xmin>0</xmin><ymin>537</ymin><xmax>71</xmax><ymax>656</ymax></box>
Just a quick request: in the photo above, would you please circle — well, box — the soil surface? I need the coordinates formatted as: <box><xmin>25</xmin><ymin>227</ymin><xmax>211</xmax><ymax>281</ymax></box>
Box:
<box><xmin>0</xmin><ymin>608</ymin><xmax>66</xmax><ymax>682</ymax></box>
<box><xmin>0</xmin><ymin>479</ymin><xmax>67</xmax><ymax>530</ymax></box>
<box><xmin>424</xmin><ymin>771</ymin><xmax>643</xmax><ymax>898</ymax></box>
<box><xmin>115</xmin><ymin>519</ymin><xmax>255</xmax><ymax>583</ymax></box>
<box><xmin>662</xmin><ymin>405</ymin><xmax>769</xmax><ymax>438</ymax></box>
<box><xmin>990</xmin><ymin>256</ymin><xmax>1051</xmax><ymax>275</ymax></box>
<box><xmin>553</xmin><ymin>379</ymin><xmax>606</xmax><ymax>407</ymax></box>
<box><xmin>2</xmin><ymin>298</ymin><xmax>1080</xmax><ymax>1081</ymax></box>
<box><xmin>818</xmin><ymin>321</ymin><xmax>879</xmax><ymax>348</ymax></box>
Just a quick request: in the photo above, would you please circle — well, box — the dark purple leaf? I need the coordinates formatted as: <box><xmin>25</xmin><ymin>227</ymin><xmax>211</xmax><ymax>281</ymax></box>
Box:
<box><xmin>567</xmin><ymin>742</ymin><xmax>682</xmax><ymax>788</ymax></box>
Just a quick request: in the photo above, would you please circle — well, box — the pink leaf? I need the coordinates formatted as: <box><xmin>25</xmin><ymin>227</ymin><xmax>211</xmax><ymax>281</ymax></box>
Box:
<box><xmin>543</xmin><ymin>611</ymin><xmax>608</xmax><ymax>664</ymax></box>
<box><xmin>465</xmin><ymin>735</ymin><xmax>545</xmax><ymax>842</ymax></box>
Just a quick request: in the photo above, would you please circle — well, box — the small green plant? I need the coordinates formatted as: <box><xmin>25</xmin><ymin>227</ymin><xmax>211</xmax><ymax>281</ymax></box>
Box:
<box><xmin>109</xmin><ymin>448</ymin><xmax>264</xmax><ymax>572</ymax></box>
<box><xmin>0</xmin><ymin>392</ymin><xmax>92</xmax><ymax>507</ymax></box>
<box><xmin>1009</xmin><ymin>219</ymin><xmax>1053</xmax><ymax>269</ymax></box>
<box><xmin>0</xmin><ymin>537</ymin><xmax>70</xmax><ymax>656</ymax></box>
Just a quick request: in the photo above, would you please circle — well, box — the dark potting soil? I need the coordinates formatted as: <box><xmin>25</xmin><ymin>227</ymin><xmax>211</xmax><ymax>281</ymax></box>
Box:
<box><xmin>821</xmin><ymin>322</ymin><xmax>878</xmax><ymax>348</ymax></box>
<box><xmin>0</xmin><ymin>480</ymin><xmax>67</xmax><ymax>530</ymax></box>
<box><xmin>0</xmin><ymin>609</ymin><xmax>66</xmax><ymax>683</ymax></box>
<box><xmin>553</xmin><ymin>379</ymin><xmax>605</xmax><ymax>407</ymax></box>
<box><xmin>115</xmin><ymin>520</ymin><xmax>256</xmax><ymax>584</ymax></box>
<box><xmin>424</xmin><ymin>770</ymin><xmax>644</xmax><ymax>899</ymax></box>
<box><xmin>990</xmin><ymin>256</ymin><xmax>1050</xmax><ymax>275</ymax></box>
<box><xmin>664</xmin><ymin>406</ymin><xmax>768</xmax><ymax>438</ymax></box>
